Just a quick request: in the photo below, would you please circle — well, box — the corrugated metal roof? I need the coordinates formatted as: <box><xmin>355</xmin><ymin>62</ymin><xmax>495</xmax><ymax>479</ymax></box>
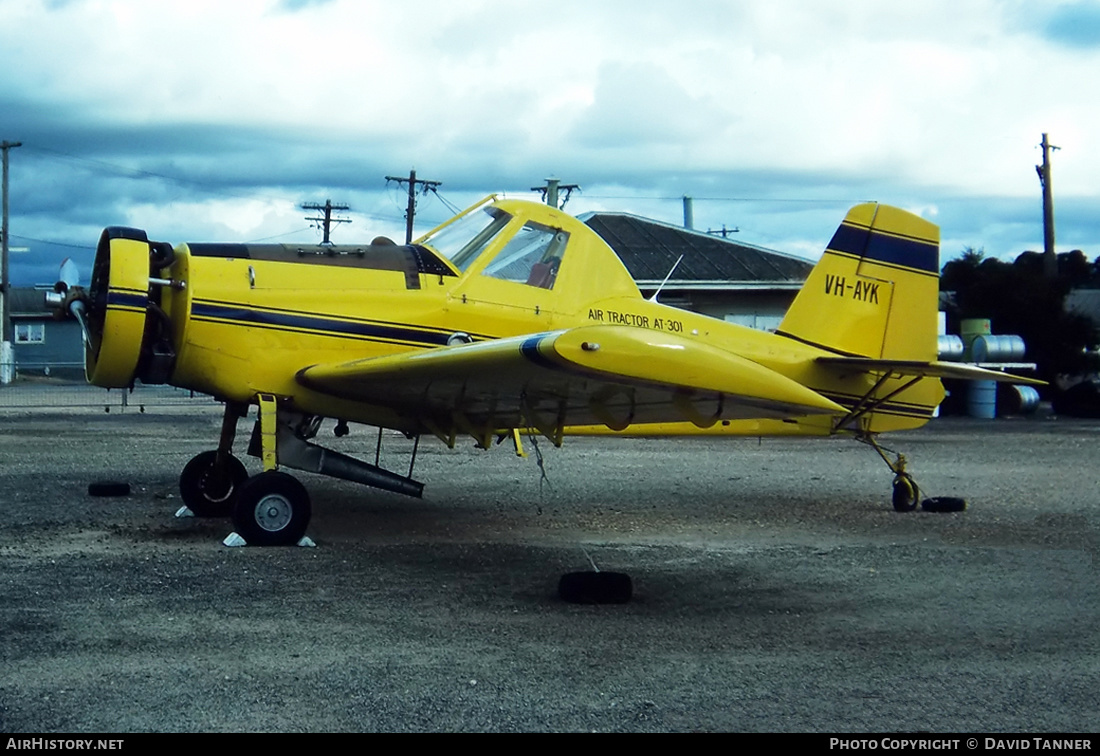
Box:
<box><xmin>582</xmin><ymin>212</ymin><xmax>813</xmax><ymax>284</ymax></box>
<box><xmin>9</xmin><ymin>287</ymin><xmax>51</xmax><ymax>317</ymax></box>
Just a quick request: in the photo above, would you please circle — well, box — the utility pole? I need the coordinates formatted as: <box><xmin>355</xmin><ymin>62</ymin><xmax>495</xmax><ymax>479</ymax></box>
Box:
<box><xmin>2</xmin><ymin>140</ymin><xmax>22</xmax><ymax>385</ymax></box>
<box><xmin>1036</xmin><ymin>132</ymin><xmax>1059</xmax><ymax>278</ymax></box>
<box><xmin>707</xmin><ymin>225</ymin><xmax>740</xmax><ymax>238</ymax></box>
<box><xmin>301</xmin><ymin>200</ymin><xmax>351</xmax><ymax>245</ymax></box>
<box><xmin>385</xmin><ymin>169</ymin><xmax>442</xmax><ymax>244</ymax></box>
<box><xmin>531</xmin><ymin>176</ymin><xmax>580</xmax><ymax>209</ymax></box>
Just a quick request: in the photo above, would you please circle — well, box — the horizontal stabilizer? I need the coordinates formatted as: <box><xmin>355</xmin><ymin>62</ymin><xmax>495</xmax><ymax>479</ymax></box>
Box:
<box><xmin>817</xmin><ymin>357</ymin><xmax>1045</xmax><ymax>386</ymax></box>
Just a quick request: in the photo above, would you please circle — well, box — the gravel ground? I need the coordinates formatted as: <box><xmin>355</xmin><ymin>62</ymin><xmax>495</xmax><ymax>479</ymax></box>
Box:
<box><xmin>0</xmin><ymin>406</ymin><xmax>1097</xmax><ymax>733</ymax></box>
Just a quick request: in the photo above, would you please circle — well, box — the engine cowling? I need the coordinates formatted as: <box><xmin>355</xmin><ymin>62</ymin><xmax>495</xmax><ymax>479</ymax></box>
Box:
<box><xmin>84</xmin><ymin>227</ymin><xmax>152</xmax><ymax>387</ymax></box>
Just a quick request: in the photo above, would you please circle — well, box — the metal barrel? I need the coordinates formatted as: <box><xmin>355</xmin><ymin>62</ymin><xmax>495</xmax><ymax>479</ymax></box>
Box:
<box><xmin>937</xmin><ymin>334</ymin><xmax>964</xmax><ymax>361</ymax></box>
<box><xmin>968</xmin><ymin>380</ymin><xmax>998</xmax><ymax>419</ymax></box>
<box><xmin>998</xmin><ymin>384</ymin><xmax>1040</xmax><ymax>415</ymax></box>
<box><xmin>960</xmin><ymin>318</ymin><xmax>992</xmax><ymax>359</ymax></box>
<box><xmin>972</xmin><ymin>334</ymin><xmax>1026</xmax><ymax>362</ymax></box>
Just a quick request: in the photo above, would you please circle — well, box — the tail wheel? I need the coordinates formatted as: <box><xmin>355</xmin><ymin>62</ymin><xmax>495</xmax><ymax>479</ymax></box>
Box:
<box><xmin>892</xmin><ymin>474</ymin><xmax>920</xmax><ymax>512</ymax></box>
<box><xmin>179</xmin><ymin>450</ymin><xmax>248</xmax><ymax>517</ymax></box>
<box><xmin>232</xmin><ymin>471</ymin><xmax>312</xmax><ymax>547</ymax></box>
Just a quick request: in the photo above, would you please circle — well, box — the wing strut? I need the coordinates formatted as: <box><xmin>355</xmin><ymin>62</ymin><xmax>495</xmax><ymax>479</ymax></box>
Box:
<box><xmin>833</xmin><ymin>373</ymin><xmax>924</xmax><ymax>433</ymax></box>
<box><xmin>522</xmin><ymin>391</ymin><xmax>566</xmax><ymax>447</ymax></box>
<box><xmin>251</xmin><ymin>398</ymin><xmax>425</xmax><ymax>498</ymax></box>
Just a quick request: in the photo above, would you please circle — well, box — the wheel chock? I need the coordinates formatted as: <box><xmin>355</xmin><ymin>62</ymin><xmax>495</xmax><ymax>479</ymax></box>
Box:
<box><xmin>221</xmin><ymin>532</ymin><xmax>316</xmax><ymax>548</ymax></box>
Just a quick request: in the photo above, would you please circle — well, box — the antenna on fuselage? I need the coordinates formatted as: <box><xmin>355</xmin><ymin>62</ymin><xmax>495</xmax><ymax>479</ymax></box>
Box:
<box><xmin>648</xmin><ymin>254</ymin><xmax>684</xmax><ymax>303</ymax></box>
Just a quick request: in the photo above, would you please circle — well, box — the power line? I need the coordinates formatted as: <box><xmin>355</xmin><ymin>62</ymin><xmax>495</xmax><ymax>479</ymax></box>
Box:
<box><xmin>432</xmin><ymin>190</ymin><xmax>463</xmax><ymax>216</ymax></box>
<box><xmin>21</xmin><ymin>143</ymin><xmax>268</xmax><ymax>203</ymax></box>
<box><xmin>21</xmin><ymin>143</ymin><xmax>412</xmax><ymax>230</ymax></box>
<box><xmin>583</xmin><ymin>194</ymin><xmax>869</xmax><ymax>204</ymax></box>
<box><xmin>246</xmin><ymin>227</ymin><xmax>315</xmax><ymax>243</ymax></box>
<box><xmin>9</xmin><ymin>234</ymin><xmax>94</xmax><ymax>251</ymax></box>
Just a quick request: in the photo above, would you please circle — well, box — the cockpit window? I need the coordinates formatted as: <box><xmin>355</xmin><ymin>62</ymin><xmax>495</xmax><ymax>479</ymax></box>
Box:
<box><xmin>481</xmin><ymin>221</ymin><xmax>568</xmax><ymax>290</ymax></box>
<box><xmin>418</xmin><ymin>206</ymin><xmax>512</xmax><ymax>272</ymax></box>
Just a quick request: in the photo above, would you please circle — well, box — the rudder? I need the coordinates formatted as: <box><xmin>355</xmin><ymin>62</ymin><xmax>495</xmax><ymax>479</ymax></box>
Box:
<box><xmin>776</xmin><ymin>203</ymin><xmax>939</xmax><ymax>361</ymax></box>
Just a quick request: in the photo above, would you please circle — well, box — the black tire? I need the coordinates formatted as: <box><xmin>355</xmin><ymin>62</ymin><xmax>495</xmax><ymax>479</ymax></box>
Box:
<box><xmin>179</xmin><ymin>451</ymin><xmax>248</xmax><ymax>517</ymax></box>
<box><xmin>558</xmin><ymin>571</ymin><xmax>633</xmax><ymax>604</ymax></box>
<box><xmin>892</xmin><ymin>474</ymin><xmax>919</xmax><ymax>512</ymax></box>
<box><xmin>231</xmin><ymin>471</ymin><xmax>311</xmax><ymax>547</ymax></box>
<box><xmin>922</xmin><ymin>496</ymin><xmax>967</xmax><ymax>513</ymax></box>
<box><xmin>88</xmin><ymin>481</ymin><xmax>131</xmax><ymax>497</ymax></box>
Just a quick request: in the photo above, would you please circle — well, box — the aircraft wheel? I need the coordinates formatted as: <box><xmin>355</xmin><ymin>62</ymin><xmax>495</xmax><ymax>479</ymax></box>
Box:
<box><xmin>558</xmin><ymin>571</ymin><xmax>633</xmax><ymax>604</ymax></box>
<box><xmin>891</xmin><ymin>474</ymin><xmax>920</xmax><ymax>512</ymax></box>
<box><xmin>179</xmin><ymin>450</ymin><xmax>248</xmax><ymax>517</ymax></box>
<box><xmin>232</xmin><ymin>471</ymin><xmax>311</xmax><ymax>547</ymax></box>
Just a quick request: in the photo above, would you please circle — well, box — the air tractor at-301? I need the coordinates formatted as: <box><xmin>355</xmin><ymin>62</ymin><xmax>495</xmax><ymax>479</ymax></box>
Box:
<box><xmin>47</xmin><ymin>196</ymin><xmax>1040</xmax><ymax>549</ymax></box>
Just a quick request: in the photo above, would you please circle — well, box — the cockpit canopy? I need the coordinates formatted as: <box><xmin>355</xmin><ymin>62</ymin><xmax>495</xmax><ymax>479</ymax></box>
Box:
<box><xmin>416</xmin><ymin>196</ymin><xmax>639</xmax><ymax>302</ymax></box>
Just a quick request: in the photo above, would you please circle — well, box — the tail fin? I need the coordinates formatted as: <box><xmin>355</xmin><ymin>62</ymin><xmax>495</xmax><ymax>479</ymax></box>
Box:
<box><xmin>776</xmin><ymin>203</ymin><xmax>939</xmax><ymax>361</ymax></box>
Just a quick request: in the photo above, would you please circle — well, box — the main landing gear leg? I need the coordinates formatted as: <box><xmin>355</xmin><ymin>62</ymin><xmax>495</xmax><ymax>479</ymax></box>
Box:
<box><xmin>224</xmin><ymin>394</ymin><xmax>425</xmax><ymax>547</ymax></box>
<box><xmin>178</xmin><ymin>402</ymin><xmax>249</xmax><ymax>517</ymax></box>
<box><xmin>231</xmin><ymin>393</ymin><xmax>313</xmax><ymax>547</ymax></box>
<box><xmin>859</xmin><ymin>434</ymin><xmax>920</xmax><ymax>512</ymax></box>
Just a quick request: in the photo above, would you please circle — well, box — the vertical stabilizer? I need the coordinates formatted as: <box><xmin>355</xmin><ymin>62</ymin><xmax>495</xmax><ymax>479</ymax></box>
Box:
<box><xmin>776</xmin><ymin>204</ymin><xmax>939</xmax><ymax>361</ymax></box>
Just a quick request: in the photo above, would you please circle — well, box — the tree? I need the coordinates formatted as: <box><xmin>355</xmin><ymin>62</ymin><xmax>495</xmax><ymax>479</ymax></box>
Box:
<box><xmin>940</xmin><ymin>249</ymin><xmax>1097</xmax><ymax>383</ymax></box>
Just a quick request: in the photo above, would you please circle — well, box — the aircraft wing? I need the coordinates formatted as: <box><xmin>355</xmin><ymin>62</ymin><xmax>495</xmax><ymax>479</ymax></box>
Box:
<box><xmin>297</xmin><ymin>325</ymin><xmax>846</xmax><ymax>445</ymax></box>
<box><xmin>816</xmin><ymin>357</ymin><xmax>1046</xmax><ymax>385</ymax></box>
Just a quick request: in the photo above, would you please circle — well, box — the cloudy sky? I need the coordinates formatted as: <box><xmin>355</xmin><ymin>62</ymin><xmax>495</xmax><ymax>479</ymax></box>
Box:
<box><xmin>1</xmin><ymin>0</ymin><xmax>1098</xmax><ymax>285</ymax></box>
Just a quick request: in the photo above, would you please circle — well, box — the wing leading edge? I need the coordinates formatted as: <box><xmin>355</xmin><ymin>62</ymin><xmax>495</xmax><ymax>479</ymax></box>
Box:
<box><xmin>297</xmin><ymin>325</ymin><xmax>845</xmax><ymax>446</ymax></box>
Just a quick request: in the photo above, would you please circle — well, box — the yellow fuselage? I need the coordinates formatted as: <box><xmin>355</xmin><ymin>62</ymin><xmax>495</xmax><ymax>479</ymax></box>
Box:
<box><xmin>88</xmin><ymin>199</ymin><xmax>944</xmax><ymax>441</ymax></box>
<box><xmin>160</xmin><ymin>257</ymin><xmax>937</xmax><ymax>438</ymax></box>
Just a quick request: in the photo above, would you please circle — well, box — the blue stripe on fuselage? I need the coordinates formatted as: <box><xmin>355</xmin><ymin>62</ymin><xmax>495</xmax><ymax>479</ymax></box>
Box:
<box><xmin>191</xmin><ymin>301</ymin><xmax>453</xmax><ymax>347</ymax></box>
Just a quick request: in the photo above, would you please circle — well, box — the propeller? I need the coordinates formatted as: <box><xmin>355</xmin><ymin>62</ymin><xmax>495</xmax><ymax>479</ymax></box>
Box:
<box><xmin>59</xmin><ymin>257</ymin><xmax>79</xmax><ymax>289</ymax></box>
<box><xmin>45</xmin><ymin>258</ymin><xmax>92</xmax><ymax>345</ymax></box>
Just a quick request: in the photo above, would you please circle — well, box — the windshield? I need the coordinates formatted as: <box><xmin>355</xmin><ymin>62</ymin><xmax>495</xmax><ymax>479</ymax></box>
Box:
<box><xmin>419</xmin><ymin>206</ymin><xmax>512</xmax><ymax>272</ymax></box>
<box><xmin>482</xmin><ymin>221</ymin><xmax>568</xmax><ymax>290</ymax></box>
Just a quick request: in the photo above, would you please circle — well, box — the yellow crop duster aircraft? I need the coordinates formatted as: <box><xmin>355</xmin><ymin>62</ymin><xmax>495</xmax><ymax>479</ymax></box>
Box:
<box><xmin>49</xmin><ymin>196</ymin><xmax>1037</xmax><ymax>547</ymax></box>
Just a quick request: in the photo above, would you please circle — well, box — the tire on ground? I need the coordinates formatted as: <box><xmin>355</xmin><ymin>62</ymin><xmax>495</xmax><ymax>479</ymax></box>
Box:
<box><xmin>88</xmin><ymin>481</ymin><xmax>131</xmax><ymax>497</ymax></box>
<box><xmin>558</xmin><ymin>571</ymin><xmax>633</xmax><ymax>604</ymax></box>
<box><xmin>921</xmin><ymin>496</ymin><xmax>967</xmax><ymax>513</ymax></box>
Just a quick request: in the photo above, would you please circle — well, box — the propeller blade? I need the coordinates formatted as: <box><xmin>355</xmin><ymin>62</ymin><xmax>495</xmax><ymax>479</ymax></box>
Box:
<box><xmin>70</xmin><ymin>300</ymin><xmax>91</xmax><ymax>345</ymax></box>
<box><xmin>59</xmin><ymin>258</ymin><xmax>80</xmax><ymax>289</ymax></box>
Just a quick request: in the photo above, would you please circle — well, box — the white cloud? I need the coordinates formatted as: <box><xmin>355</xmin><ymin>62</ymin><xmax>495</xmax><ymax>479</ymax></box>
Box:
<box><xmin>2</xmin><ymin>0</ymin><xmax>1098</xmax><ymax>270</ymax></box>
